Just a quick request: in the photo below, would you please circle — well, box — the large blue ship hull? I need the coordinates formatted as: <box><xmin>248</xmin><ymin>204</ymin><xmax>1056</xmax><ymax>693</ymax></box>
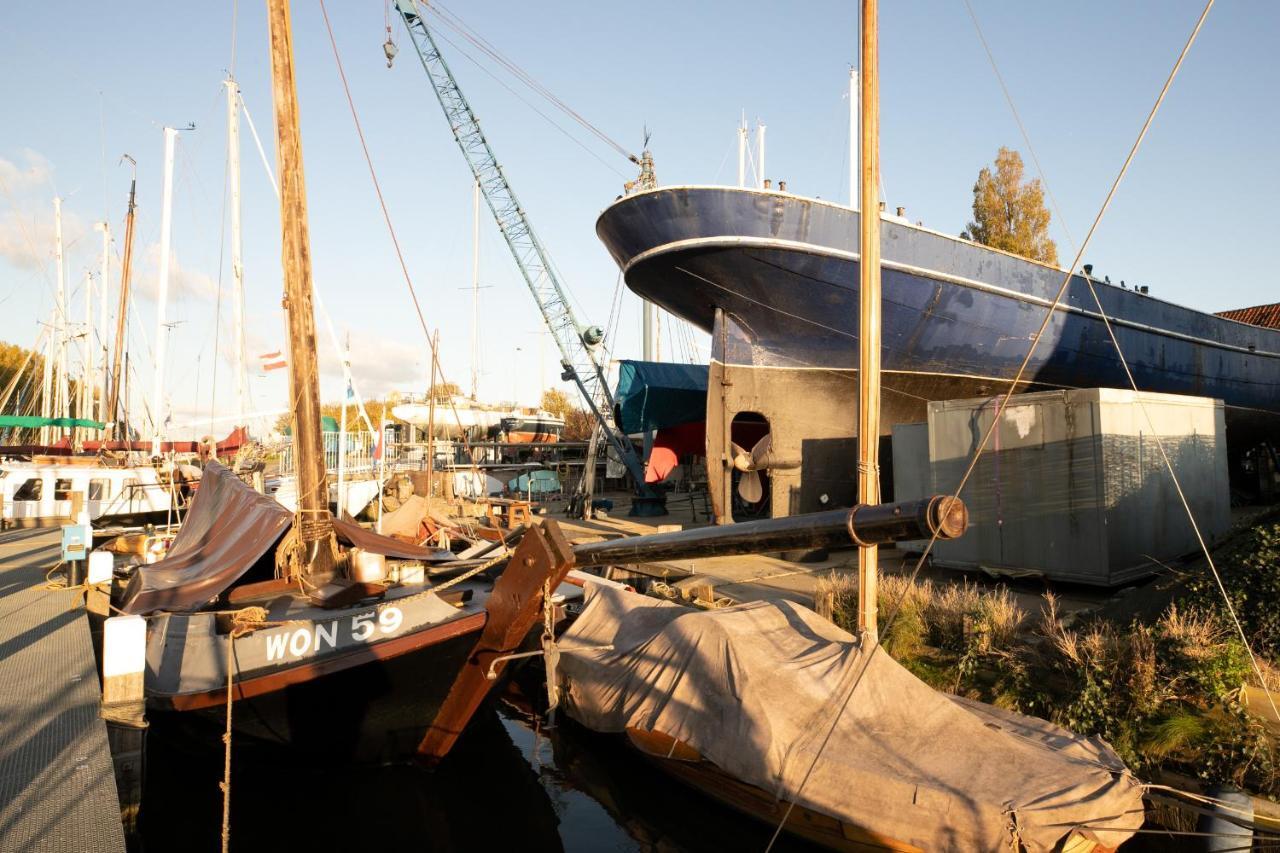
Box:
<box><xmin>597</xmin><ymin>187</ymin><xmax>1280</xmax><ymax>444</ymax></box>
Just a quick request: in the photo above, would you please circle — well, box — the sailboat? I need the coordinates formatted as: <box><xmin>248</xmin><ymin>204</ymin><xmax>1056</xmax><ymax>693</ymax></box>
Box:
<box><xmin>549</xmin><ymin>3</ymin><xmax>1146</xmax><ymax>849</ymax></box>
<box><xmin>107</xmin><ymin>0</ymin><xmax>572</xmax><ymax>763</ymax></box>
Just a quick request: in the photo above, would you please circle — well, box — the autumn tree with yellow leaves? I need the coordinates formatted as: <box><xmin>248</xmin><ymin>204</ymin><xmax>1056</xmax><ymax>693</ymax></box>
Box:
<box><xmin>962</xmin><ymin>147</ymin><xmax>1058</xmax><ymax>265</ymax></box>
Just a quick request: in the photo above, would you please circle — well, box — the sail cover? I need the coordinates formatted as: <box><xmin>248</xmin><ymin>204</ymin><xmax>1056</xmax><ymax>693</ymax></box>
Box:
<box><xmin>558</xmin><ymin>584</ymin><xmax>1143</xmax><ymax>851</ymax></box>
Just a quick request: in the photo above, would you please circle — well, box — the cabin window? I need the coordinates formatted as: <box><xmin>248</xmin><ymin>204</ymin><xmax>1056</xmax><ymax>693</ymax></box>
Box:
<box><xmin>13</xmin><ymin>478</ymin><xmax>42</xmax><ymax>501</ymax></box>
<box><xmin>89</xmin><ymin>479</ymin><xmax>110</xmax><ymax>501</ymax></box>
<box><xmin>122</xmin><ymin>478</ymin><xmax>138</xmax><ymax>501</ymax></box>
<box><xmin>54</xmin><ymin>479</ymin><xmax>73</xmax><ymax>500</ymax></box>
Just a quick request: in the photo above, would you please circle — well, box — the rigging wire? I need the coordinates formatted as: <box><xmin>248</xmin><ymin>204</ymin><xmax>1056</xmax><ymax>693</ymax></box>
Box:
<box><xmin>428</xmin><ymin>2</ymin><xmax>637</xmax><ymax>163</ymax></box>
<box><xmin>318</xmin><ymin>0</ymin><xmax>487</xmax><ymax>466</ymax></box>
<box><xmin>962</xmin><ymin>0</ymin><xmax>1274</xmax><ymax>720</ymax></box>
<box><xmin>428</xmin><ymin>26</ymin><xmax>629</xmax><ymax>180</ymax></box>
<box><xmin>764</xmin><ymin>2</ymin><xmax>1219</xmax><ymax>848</ymax></box>
<box><xmin>961</xmin><ymin>0</ymin><xmax>1075</xmax><ymax>247</ymax></box>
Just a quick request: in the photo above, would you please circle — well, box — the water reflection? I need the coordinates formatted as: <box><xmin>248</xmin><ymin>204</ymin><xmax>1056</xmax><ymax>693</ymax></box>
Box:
<box><xmin>140</xmin><ymin>703</ymin><xmax>820</xmax><ymax>852</ymax></box>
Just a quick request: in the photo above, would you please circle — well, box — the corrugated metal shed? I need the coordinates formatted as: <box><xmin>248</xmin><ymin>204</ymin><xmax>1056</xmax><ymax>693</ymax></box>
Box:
<box><xmin>895</xmin><ymin>388</ymin><xmax>1230</xmax><ymax>586</ymax></box>
<box><xmin>1216</xmin><ymin>302</ymin><xmax>1280</xmax><ymax>329</ymax></box>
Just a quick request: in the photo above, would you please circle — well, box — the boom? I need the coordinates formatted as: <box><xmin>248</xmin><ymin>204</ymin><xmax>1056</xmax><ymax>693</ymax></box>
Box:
<box><xmin>394</xmin><ymin>0</ymin><xmax>659</xmax><ymax>508</ymax></box>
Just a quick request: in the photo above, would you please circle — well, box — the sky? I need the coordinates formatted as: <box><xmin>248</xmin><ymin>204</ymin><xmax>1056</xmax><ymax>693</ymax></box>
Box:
<box><xmin>1</xmin><ymin>1</ymin><xmax>1276</xmax><ymax>439</ymax></box>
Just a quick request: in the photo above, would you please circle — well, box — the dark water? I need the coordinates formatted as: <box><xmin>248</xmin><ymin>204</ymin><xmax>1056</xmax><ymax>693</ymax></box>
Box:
<box><xmin>139</xmin><ymin>703</ymin><xmax>822</xmax><ymax>853</ymax></box>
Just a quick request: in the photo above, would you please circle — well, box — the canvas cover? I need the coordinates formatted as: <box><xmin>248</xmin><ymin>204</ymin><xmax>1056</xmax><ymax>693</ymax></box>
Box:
<box><xmin>120</xmin><ymin>462</ymin><xmax>291</xmax><ymax>615</ymax></box>
<box><xmin>559</xmin><ymin>585</ymin><xmax>1144</xmax><ymax>851</ymax></box>
<box><xmin>121</xmin><ymin>463</ymin><xmax>454</xmax><ymax>615</ymax></box>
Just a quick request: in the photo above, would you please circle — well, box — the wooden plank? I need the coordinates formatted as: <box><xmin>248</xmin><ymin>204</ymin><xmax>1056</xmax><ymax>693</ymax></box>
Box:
<box><xmin>416</xmin><ymin>520</ymin><xmax>575</xmax><ymax>764</ymax></box>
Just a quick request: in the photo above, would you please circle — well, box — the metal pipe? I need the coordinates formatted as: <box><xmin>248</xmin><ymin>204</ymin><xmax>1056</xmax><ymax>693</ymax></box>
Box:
<box><xmin>572</xmin><ymin>496</ymin><xmax>966</xmax><ymax>567</ymax></box>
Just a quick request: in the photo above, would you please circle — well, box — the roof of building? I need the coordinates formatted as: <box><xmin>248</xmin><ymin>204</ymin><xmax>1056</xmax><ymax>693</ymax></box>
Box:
<box><xmin>1216</xmin><ymin>302</ymin><xmax>1280</xmax><ymax>329</ymax></box>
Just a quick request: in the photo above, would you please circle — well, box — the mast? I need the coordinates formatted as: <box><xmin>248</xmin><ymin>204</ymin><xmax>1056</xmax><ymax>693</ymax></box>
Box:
<box><xmin>737</xmin><ymin>113</ymin><xmax>747</xmax><ymax>187</ymax></box>
<box><xmin>95</xmin><ymin>221</ymin><xmax>111</xmax><ymax>422</ymax></box>
<box><xmin>107</xmin><ymin>158</ymin><xmax>137</xmax><ymax>439</ymax></box>
<box><xmin>756</xmin><ymin>122</ymin><xmax>766</xmax><ymax>189</ymax></box>
<box><xmin>427</xmin><ymin>330</ymin><xmax>438</xmax><ymax>490</ymax></box>
<box><xmin>856</xmin><ymin>0</ymin><xmax>881</xmax><ymax>640</ymax></box>
<box><xmin>150</xmin><ymin>126</ymin><xmax>178</xmax><ymax>456</ymax></box>
<box><xmin>40</xmin><ymin>307</ymin><xmax>54</xmax><ymax>446</ymax></box>
<box><xmin>54</xmin><ymin>197</ymin><xmax>68</xmax><ymax>436</ymax></box>
<box><xmin>81</xmin><ymin>270</ymin><xmax>94</xmax><ymax>436</ymax></box>
<box><xmin>226</xmin><ymin>78</ymin><xmax>248</xmax><ymax>427</ymax></box>
<box><xmin>337</xmin><ymin>335</ymin><xmax>349</xmax><ymax>519</ymax></box>
<box><xmin>849</xmin><ymin>66</ymin><xmax>859</xmax><ymax>208</ymax></box>
<box><xmin>469</xmin><ymin>179</ymin><xmax>480</xmax><ymax>399</ymax></box>
<box><xmin>267</xmin><ymin>0</ymin><xmax>336</xmax><ymax>578</ymax></box>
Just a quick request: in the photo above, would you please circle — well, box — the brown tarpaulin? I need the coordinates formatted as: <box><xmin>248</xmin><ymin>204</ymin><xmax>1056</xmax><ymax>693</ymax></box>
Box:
<box><xmin>120</xmin><ymin>463</ymin><xmax>454</xmax><ymax>615</ymax></box>
<box><xmin>333</xmin><ymin>516</ymin><xmax>455</xmax><ymax>563</ymax></box>
<box><xmin>120</xmin><ymin>462</ymin><xmax>291</xmax><ymax>615</ymax></box>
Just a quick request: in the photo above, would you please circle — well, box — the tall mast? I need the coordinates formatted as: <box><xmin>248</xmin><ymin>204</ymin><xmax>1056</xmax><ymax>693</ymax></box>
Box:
<box><xmin>267</xmin><ymin>0</ymin><xmax>336</xmax><ymax>579</ymax></box>
<box><xmin>40</xmin><ymin>307</ymin><xmax>54</xmax><ymax>446</ymax></box>
<box><xmin>470</xmin><ymin>179</ymin><xmax>480</xmax><ymax>399</ymax></box>
<box><xmin>54</xmin><ymin>197</ymin><xmax>69</xmax><ymax>435</ymax></box>
<box><xmin>849</xmin><ymin>66</ymin><xmax>859</xmax><ymax>208</ymax></box>
<box><xmin>95</xmin><ymin>221</ymin><xmax>111</xmax><ymax>422</ymax></box>
<box><xmin>150</xmin><ymin>127</ymin><xmax>178</xmax><ymax>456</ymax></box>
<box><xmin>81</xmin><ymin>271</ymin><xmax>94</xmax><ymax>436</ymax></box>
<box><xmin>226</xmin><ymin>78</ymin><xmax>248</xmax><ymax>427</ymax></box>
<box><xmin>107</xmin><ymin>159</ymin><xmax>138</xmax><ymax>439</ymax></box>
<box><xmin>755</xmin><ymin>123</ymin><xmax>766</xmax><ymax>189</ymax></box>
<box><xmin>856</xmin><ymin>0</ymin><xmax>881</xmax><ymax>639</ymax></box>
<box><xmin>737</xmin><ymin>113</ymin><xmax>747</xmax><ymax>187</ymax></box>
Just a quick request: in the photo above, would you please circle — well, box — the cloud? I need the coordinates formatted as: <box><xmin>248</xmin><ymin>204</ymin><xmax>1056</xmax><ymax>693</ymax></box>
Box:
<box><xmin>316</xmin><ymin>328</ymin><xmax>427</xmax><ymax>399</ymax></box>
<box><xmin>0</xmin><ymin>149</ymin><xmax>52</xmax><ymax>193</ymax></box>
<box><xmin>132</xmin><ymin>243</ymin><xmax>218</xmax><ymax>302</ymax></box>
<box><xmin>0</xmin><ymin>206</ymin><xmax>88</xmax><ymax>271</ymax></box>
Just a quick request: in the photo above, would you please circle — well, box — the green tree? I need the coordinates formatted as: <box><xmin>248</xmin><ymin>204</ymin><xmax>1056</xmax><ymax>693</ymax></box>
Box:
<box><xmin>962</xmin><ymin>147</ymin><xmax>1058</xmax><ymax>265</ymax></box>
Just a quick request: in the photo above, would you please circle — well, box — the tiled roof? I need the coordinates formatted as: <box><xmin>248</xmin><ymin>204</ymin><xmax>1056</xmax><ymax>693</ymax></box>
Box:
<box><xmin>1216</xmin><ymin>302</ymin><xmax>1280</xmax><ymax>330</ymax></box>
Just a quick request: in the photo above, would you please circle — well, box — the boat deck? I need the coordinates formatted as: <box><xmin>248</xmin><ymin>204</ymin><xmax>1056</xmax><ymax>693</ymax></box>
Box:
<box><xmin>0</xmin><ymin>528</ymin><xmax>125</xmax><ymax>853</ymax></box>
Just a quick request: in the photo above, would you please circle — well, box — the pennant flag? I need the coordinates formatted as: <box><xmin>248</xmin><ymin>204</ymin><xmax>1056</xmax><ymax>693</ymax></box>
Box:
<box><xmin>373</xmin><ymin>420</ymin><xmax>386</xmax><ymax>462</ymax></box>
<box><xmin>259</xmin><ymin>350</ymin><xmax>287</xmax><ymax>372</ymax></box>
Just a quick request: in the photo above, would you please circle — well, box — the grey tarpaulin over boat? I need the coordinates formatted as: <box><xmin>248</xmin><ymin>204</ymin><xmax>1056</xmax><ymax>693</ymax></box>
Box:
<box><xmin>558</xmin><ymin>584</ymin><xmax>1144</xmax><ymax>852</ymax></box>
<box><xmin>120</xmin><ymin>462</ymin><xmax>453</xmax><ymax>615</ymax></box>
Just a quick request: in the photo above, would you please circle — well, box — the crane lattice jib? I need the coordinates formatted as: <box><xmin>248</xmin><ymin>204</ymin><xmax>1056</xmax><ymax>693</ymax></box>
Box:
<box><xmin>395</xmin><ymin>0</ymin><xmax>651</xmax><ymax>491</ymax></box>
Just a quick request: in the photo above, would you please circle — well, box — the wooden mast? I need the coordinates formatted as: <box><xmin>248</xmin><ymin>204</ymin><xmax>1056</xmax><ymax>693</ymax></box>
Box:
<box><xmin>107</xmin><ymin>158</ymin><xmax>137</xmax><ymax>440</ymax></box>
<box><xmin>266</xmin><ymin>0</ymin><xmax>336</xmax><ymax>579</ymax></box>
<box><xmin>856</xmin><ymin>0</ymin><xmax>881</xmax><ymax>640</ymax></box>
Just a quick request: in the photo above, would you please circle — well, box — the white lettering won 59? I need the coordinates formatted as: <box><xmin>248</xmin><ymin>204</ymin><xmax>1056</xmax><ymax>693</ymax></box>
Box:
<box><xmin>265</xmin><ymin>606</ymin><xmax>405</xmax><ymax>662</ymax></box>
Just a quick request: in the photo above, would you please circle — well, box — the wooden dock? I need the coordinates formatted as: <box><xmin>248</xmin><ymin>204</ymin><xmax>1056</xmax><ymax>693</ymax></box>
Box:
<box><xmin>0</xmin><ymin>528</ymin><xmax>125</xmax><ymax>853</ymax></box>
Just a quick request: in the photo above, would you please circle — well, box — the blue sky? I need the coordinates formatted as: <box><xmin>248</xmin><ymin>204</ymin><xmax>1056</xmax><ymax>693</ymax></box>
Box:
<box><xmin>1</xmin><ymin>1</ymin><xmax>1275</xmax><ymax>437</ymax></box>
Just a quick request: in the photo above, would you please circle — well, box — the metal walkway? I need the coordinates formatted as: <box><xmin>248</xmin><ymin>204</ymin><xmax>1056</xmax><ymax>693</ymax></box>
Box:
<box><xmin>0</xmin><ymin>528</ymin><xmax>125</xmax><ymax>853</ymax></box>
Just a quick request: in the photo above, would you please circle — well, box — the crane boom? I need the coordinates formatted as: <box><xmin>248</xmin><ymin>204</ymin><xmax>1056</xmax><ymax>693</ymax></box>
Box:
<box><xmin>394</xmin><ymin>0</ymin><xmax>661</xmax><ymax>509</ymax></box>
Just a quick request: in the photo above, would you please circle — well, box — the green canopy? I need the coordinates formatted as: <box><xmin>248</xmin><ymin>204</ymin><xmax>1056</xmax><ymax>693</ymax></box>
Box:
<box><xmin>0</xmin><ymin>415</ymin><xmax>107</xmax><ymax>430</ymax></box>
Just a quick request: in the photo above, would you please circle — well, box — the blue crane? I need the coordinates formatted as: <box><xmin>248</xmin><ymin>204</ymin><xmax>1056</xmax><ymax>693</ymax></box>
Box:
<box><xmin>392</xmin><ymin>0</ymin><xmax>664</xmax><ymax>516</ymax></box>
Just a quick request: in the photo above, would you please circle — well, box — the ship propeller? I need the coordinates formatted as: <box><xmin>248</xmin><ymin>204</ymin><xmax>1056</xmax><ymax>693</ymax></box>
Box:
<box><xmin>731</xmin><ymin>434</ymin><xmax>798</xmax><ymax>503</ymax></box>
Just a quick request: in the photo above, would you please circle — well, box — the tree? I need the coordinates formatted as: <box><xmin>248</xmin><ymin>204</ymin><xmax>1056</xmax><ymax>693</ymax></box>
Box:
<box><xmin>541</xmin><ymin>387</ymin><xmax>594</xmax><ymax>440</ymax></box>
<box><xmin>962</xmin><ymin>147</ymin><xmax>1058</xmax><ymax>265</ymax></box>
<box><xmin>540</xmin><ymin>388</ymin><xmax>573</xmax><ymax>419</ymax></box>
<box><xmin>427</xmin><ymin>381</ymin><xmax>462</xmax><ymax>402</ymax></box>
